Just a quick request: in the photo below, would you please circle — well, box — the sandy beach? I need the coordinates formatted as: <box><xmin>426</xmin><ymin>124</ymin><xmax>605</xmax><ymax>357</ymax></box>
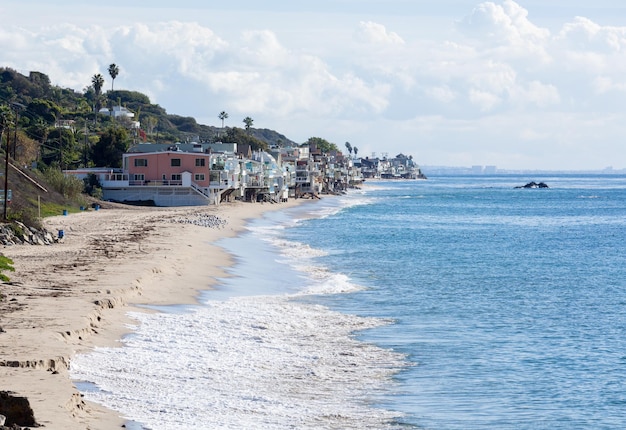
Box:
<box><xmin>0</xmin><ymin>199</ymin><xmax>308</xmax><ymax>429</ymax></box>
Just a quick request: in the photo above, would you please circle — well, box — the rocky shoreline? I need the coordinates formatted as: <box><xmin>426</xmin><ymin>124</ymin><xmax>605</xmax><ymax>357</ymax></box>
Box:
<box><xmin>0</xmin><ymin>222</ymin><xmax>58</xmax><ymax>247</ymax></box>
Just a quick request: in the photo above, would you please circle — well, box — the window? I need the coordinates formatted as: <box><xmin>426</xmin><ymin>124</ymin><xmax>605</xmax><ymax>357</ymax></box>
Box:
<box><xmin>133</xmin><ymin>174</ymin><xmax>145</xmax><ymax>181</ymax></box>
<box><xmin>171</xmin><ymin>174</ymin><xmax>181</xmax><ymax>181</ymax></box>
<box><xmin>194</xmin><ymin>174</ymin><xmax>205</xmax><ymax>181</ymax></box>
<box><xmin>195</xmin><ymin>158</ymin><xmax>205</xmax><ymax>167</ymax></box>
<box><xmin>171</xmin><ymin>158</ymin><xmax>181</xmax><ymax>167</ymax></box>
<box><xmin>134</xmin><ymin>158</ymin><xmax>148</xmax><ymax>167</ymax></box>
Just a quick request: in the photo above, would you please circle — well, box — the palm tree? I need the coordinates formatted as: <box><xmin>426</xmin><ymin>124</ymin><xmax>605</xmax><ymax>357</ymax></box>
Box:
<box><xmin>108</xmin><ymin>64</ymin><xmax>119</xmax><ymax>91</ymax></box>
<box><xmin>218</xmin><ymin>111</ymin><xmax>229</xmax><ymax>128</ymax></box>
<box><xmin>243</xmin><ymin>116</ymin><xmax>253</xmax><ymax>133</ymax></box>
<box><xmin>345</xmin><ymin>141</ymin><xmax>352</xmax><ymax>156</ymax></box>
<box><xmin>91</xmin><ymin>73</ymin><xmax>104</xmax><ymax>107</ymax></box>
<box><xmin>92</xmin><ymin>73</ymin><xmax>104</xmax><ymax>98</ymax></box>
<box><xmin>91</xmin><ymin>74</ymin><xmax>105</xmax><ymax>123</ymax></box>
<box><xmin>353</xmin><ymin>146</ymin><xmax>359</xmax><ymax>159</ymax></box>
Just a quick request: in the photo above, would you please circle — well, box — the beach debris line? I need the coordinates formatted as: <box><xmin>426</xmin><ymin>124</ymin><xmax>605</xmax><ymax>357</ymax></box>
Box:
<box><xmin>169</xmin><ymin>212</ymin><xmax>227</xmax><ymax>229</ymax></box>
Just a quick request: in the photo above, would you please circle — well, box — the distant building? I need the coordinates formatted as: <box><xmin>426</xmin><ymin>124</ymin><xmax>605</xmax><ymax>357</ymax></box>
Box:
<box><xmin>484</xmin><ymin>165</ymin><xmax>498</xmax><ymax>174</ymax></box>
<box><xmin>54</xmin><ymin>119</ymin><xmax>76</xmax><ymax>130</ymax></box>
<box><xmin>99</xmin><ymin>105</ymin><xmax>140</xmax><ymax>129</ymax></box>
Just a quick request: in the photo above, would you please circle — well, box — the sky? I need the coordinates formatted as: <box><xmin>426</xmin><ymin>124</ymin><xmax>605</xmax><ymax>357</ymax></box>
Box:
<box><xmin>2</xmin><ymin>0</ymin><xmax>626</xmax><ymax>170</ymax></box>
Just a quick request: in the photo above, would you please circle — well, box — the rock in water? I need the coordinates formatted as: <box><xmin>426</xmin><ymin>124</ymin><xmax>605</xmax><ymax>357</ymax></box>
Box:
<box><xmin>514</xmin><ymin>181</ymin><xmax>549</xmax><ymax>189</ymax></box>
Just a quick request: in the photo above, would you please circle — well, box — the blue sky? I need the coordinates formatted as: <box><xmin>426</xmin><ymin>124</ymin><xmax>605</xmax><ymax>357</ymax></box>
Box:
<box><xmin>2</xmin><ymin>0</ymin><xmax>626</xmax><ymax>170</ymax></box>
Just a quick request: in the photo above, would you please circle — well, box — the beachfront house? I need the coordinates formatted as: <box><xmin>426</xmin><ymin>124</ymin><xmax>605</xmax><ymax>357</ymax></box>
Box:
<box><xmin>294</xmin><ymin>159</ymin><xmax>321</xmax><ymax>197</ymax></box>
<box><xmin>86</xmin><ymin>141</ymin><xmax>292</xmax><ymax>206</ymax></box>
<box><xmin>279</xmin><ymin>146</ymin><xmax>310</xmax><ymax>198</ymax></box>
<box><xmin>360</xmin><ymin>157</ymin><xmax>382</xmax><ymax>179</ymax></box>
<box><xmin>64</xmin><ymin>137</ymin><xmax>373</xmax><ymax>207</ymax></box>
<box><xmin>97</xmin><ymin>146</ymin><xmax>212</xmax><ymax>206</ymax></box>
<box><xmin>250</xmin><ymin>151</ymin><xmax>288</xmax><ymax>202</ymax></box>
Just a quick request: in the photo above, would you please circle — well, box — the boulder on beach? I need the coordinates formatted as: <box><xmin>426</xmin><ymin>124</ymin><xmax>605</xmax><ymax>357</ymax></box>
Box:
<box><xmin>0</xmin><ymin>391</ymin><xmax>37</xmax><ymax>428</ymax></box>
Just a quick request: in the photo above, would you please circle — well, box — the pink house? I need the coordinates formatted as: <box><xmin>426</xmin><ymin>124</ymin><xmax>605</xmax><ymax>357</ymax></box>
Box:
<box><xmin>123</xmin><ymin>150</ymin><xmax>211</xmax><ymax>187</ymax></box>
<box><xmin>96</xmin><ymin>149</ymin><xmax>216</xmax><ymax>206</ymax></box>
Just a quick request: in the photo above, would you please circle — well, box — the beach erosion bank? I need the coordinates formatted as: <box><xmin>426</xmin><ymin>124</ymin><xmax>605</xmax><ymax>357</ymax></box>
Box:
<box><xmin>0</xmin><ymin>198</ymin><xmax>310</xmax><ymax>429</ymax></box>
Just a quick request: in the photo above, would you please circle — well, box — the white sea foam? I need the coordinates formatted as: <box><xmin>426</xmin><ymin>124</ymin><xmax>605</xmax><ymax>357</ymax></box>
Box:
<box><xmin>71</xmin><ymin>294</ymin><xmax>406</xmax><ymax>429</ymax></box>
<box><xmin>269</xmin><ymin>238</ymin><xmax>329</xmax><ymax>259</ymax></box>
<box><xmin>259</xmin><ymin>230</ymin><xmax>363</xmax><ymax>295</ymax></box>
<box><xmin>296</xmin><ymin>270</ymin><xmax>365</xmax><ymax>295</ymax></box>
<box><xmin>304</xmin><ymin>193</ymin><xmax>376</xmax><ymax>220</ymax></box>
<box><xmin>71</xmin><ymin>191</ymin><xmax>405</xmax><ymax>428</ymax></box>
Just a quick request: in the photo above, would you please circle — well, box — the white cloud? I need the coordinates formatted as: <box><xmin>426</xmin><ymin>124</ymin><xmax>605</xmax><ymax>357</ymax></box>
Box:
<box><xmin>425</xmin><ymin>86</ymin><xmax>457</xmax><ymax>104</ymax></box>
<box><xmin>518</xmin><ymin>81</ymin><xmax>560</xmax><ymax>108</ymax></box>
<box><xmin>593</xmin><ymin>76</ymin><xmax>626</xmax><ymax>94</ymax></box>
<box><xmin>469</xmin><ymin>88</ymin><xmax>502</xmax><ymax>111</ymax></box>
<box><xmin>457</xmin><ymin>0</ymin><xmax>549</xmax><ymax>46</ymax></box>
<box><xmin>354</xmin><ymin>21</ymin><xmax>404</xmax><ymax>45</ymax></box>
<box><xmin>3</xmin><ymin>1</ymin><xmax>626</xmax><ymax>169</ymax></box>
<box><xmin>556</xmin><ymin>17</ymin><xmax>626</xmax><ymax>53</ymax></box>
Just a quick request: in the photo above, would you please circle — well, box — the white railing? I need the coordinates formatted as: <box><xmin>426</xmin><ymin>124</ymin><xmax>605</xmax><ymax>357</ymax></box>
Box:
<box><xmin>190</xmin><ymin>182</ymin><xmax>210</xmax><ymax>198</ymax></box>
<box><xmin>128</xmin><ymin>180</ymin><xmax>183</xmax><ymax>186</ymax></box>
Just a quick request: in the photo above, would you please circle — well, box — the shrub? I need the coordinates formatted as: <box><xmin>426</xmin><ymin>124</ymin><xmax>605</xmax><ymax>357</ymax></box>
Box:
<box><xmin>0</xmin><ymin>254</ymin><xmax>15</xmax><ymax>282</ymax></box>
<box><xmin>7</xmin><ymin>202</ymin><xmax>43</xmax><ymax>229</ymax></box>
<box><xmin>42</xmin><ymin>166</ymin><xmax>84</xmax><ymax>199</ymax></box>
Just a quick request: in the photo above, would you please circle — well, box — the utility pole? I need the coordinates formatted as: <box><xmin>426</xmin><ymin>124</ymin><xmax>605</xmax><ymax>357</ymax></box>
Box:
<box><xmin>3</xmin><ymin>113</ymin><xmax>10</xmax><ymax>221</ymax></box>
<box><xmin>4</xmin><ymin>102</ymin><xmax>24</xmax><ymax>221</ymax></box>
<box><xmin>84</xmin><ymin>120</ymin><xmax>88</xmax><ymax>166</ymax></box>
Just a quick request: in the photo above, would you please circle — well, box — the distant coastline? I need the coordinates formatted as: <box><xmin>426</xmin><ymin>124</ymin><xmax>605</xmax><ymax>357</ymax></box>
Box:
<box><xmin>421</xmin><ymin>165</ymin><xmax>626</xmax><ymax>176</ymax></box>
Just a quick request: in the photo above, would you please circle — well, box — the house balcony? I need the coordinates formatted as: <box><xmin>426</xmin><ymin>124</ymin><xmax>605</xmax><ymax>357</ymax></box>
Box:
<box><xmin>129</xmin><ymin>179</ymin><xmax>184</xmax><ymax>187</ymax></box>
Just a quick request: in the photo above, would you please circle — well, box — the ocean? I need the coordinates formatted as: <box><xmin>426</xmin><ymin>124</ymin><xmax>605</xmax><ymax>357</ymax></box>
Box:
<box><xmin>71</xmin><ymin>174</ymin><xmax>626</xmax><ymax>429</ymax></box>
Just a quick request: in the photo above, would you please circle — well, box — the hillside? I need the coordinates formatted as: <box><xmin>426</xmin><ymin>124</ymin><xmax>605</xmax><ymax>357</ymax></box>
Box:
<box><xmin>0</xmin><ymin>67</ymin><xmax>306</xmax><ymax>227</ymax></box>
<box><xmin>0</xmin><ymin>157</ymin><xmax>82</xmax><ymax>228</ymax></box>
<box><xmin>0</xmin><ymin>67</ymin><xmax>298</xmax><ymax>147</ymax></box>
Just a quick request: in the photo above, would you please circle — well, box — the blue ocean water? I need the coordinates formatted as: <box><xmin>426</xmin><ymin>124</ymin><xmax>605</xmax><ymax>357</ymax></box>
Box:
<box><xmin>285</xmin><ymin>175</ymin><xmax>626</xmax><ymax>429</ymax></box>
<box><xmin>72</xmin><ymin>175</ymin><xmax>626</xmax><ymax>429</ymax></box>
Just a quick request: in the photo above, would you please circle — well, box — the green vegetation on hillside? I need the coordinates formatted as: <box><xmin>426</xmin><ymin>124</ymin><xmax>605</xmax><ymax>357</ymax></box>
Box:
<box><xmin>0</xmin><ymin>66</ymin><xmax>347</xmax><ymax>226</ymax></box>
<box><xmin>0</xmin><ymin>67</ymin><xmax>297</xmax><ymax>164</ymax></box>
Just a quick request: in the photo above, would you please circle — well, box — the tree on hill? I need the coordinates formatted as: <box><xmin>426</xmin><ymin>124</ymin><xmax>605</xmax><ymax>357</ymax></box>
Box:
<box><xmin>25</xmin><ymin>99</ymin><xmax>61</xmax><ymax>124</ymax></box>
<box><xmin>91</xmin><ymin>126</ymin><xmax>130</xmax><ymax>168</ymax></box>
<box><xmin>168</xmin><ymin>115</ymin><xmax>201</xmax><ymax>133</ymax></box>
<box><xmin>28</xmin><ymin>71</ymin><xmax>51</xmax><ymax>94</ymax></box>
<box><xmin>243</xmin><ymin>116</ymin><xmax>253</xmax><ymax>133</ymax></box>
<box><xmin>91</xmin><ymin>73</ymin><xmax>105</xmax><ymax>113</ymax></box>
<box><xmin>107</xmin><ymin>90</ymin><xmax>151</xmax><ymax>108</ymax></box>
<box><xmin>27</xmin><ymin>117</ymin><xmax>50</xmax><ymax>146</ymax></box>
<box><xmin>108</xmin><ymin>64</ymin><xmax>119</xmax><ymax>91</ymax></box>
<box><xmin>0</xmin><ymin>105</ymin><xmax>12</xmax><ymax>142</ymax></box>
<box><xmin>143</xmin><ymin>116</ymin><xmax>158</xmax><ymax>137</ymax></box>
<box><xmin>306</xmin><ymin>137</ymin><xmax>338</xmax><ymax>154</ymax></box>
<box><xmin>220</xmin><ymin>127</ymin><xmax>267</xmax><ymax>152</ymax></box>
<box><xmin>218</xmin><ymin>111</ymin><xmax>228</xmax><ymax>128</ymax></box>
<box><xmin>41</xmin><ymin>128</ymin><xmax>81</xmax><ymax>170</ymax></box>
